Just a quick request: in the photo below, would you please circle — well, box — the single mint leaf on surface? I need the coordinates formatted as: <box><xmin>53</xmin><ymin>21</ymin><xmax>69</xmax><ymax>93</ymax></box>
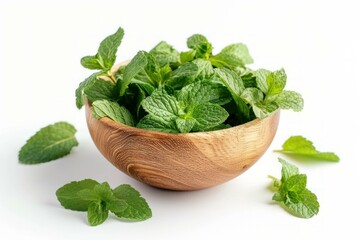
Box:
<box><xmin>56</xmin><ymin>179</ymin><xmax>100</xmax><ymax>211</ymax></box>
<box><xmin>211</xmin><ymin>43</ymin><xmax>253</xmax><ymax>69</ymax></box>
<box><xmin>275</xmin><ymin>90</ymin><xmax>304</xmax><ymax>112</ymax></box>
<box><xmin>275</xmin><ymin>136</ymin><xmax>340</xmax><ymax>162</ymax></box>
<box><xmin>87</xmin><ymin>201</ymin><xmax>109</xmax><ymax>226</ymax></box>
<box><xmin>270</xmin><ymin>159</ymin><xmax>319</xmax><ymax>219</ymax></box>
<box><xmin>284</xmin><ymin>188</ymin><xmax>319</xmax><ymax>219</ymax></box>
<box><xmin>187</xmin><ymin>34</ymin><xmax>212</xmax><ymax>59</ymax></box>
<box><xmin>192</xmin><ymin>103</ymin><xmax>229</xmax><ymax>131</ymax></box>
<box><xmin>149</xmin><ymin>41</ymin><xmax>180</xmax><ymax>67</ymax></box>
<box><xmin>92</xmin><ymin>100</ymin><xmax>134</xmax><ymax>126</ymax></box>
<box><xmin>19</xmin><ymin>122</ymin><xmax>78</xmax><ymax>164</ymax></box>
<box><xmin>137</xmin><ymin>115</ymin><xmax>179</xmax><ymax>133</ymax></box>
<box><xmin>112</xmin><ymin>184</ymin><xmax>152</xmax><ymax>221</ymax></box>
<box><xmin>81</xmin><ymin>27</ymin><xmax>124</xmax><ymax>71</ymax></box>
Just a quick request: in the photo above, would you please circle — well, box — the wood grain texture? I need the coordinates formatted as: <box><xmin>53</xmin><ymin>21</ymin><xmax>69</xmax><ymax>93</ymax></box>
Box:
<box><xmin>85</xmin><ymin>101</ymin><xmax>280</xmax><ymax>190</ymax></box>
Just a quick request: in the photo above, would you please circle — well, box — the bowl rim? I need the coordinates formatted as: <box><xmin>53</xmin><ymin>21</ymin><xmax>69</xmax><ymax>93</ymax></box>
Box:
<box><xmin>86</xmin><ymin>99</ymin><xmax>280</xmax><ymax>137</ymax></box>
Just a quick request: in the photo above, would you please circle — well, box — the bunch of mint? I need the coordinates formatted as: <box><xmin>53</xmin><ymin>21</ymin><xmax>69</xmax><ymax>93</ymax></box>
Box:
<box><xmin>76</xmin><ymin>27</ymin><xmax>303</xmax><ymax>133</ymax></box>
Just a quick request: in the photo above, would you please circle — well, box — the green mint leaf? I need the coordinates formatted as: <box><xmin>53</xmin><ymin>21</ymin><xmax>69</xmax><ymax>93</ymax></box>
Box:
<box><xmin>192</xmin><ymin>59</ymin><xmax>214</xmax><ymax>78</ymax></box>
<box><xmin>253</xmin><ymin>69</ymin><xmax>271</xmax><ymax>94</ymax></box>
<box><xmin>275</xmin><ymin>136</ymin><xmax>340</xmax><ymax>162</ymax></box>
<box><xmin>121</xmin><ymin>51</ymin><xmax>148</xmax><ymax>96</ymax></box>
<box><xmin>252</xmin><ymin>101</ymin><xmax>279</xmax><ymax>119</ymax></box>
<box><xmin>137</xmin><ymin>115</ymin><xmax>179</xmax><ymax>133</ymax></box>
<box><xmin>166</xmin><ymin>62</ymin><xmax>199</xmax><ymax>89</ymax></box>
<box><xmin>56</xmin><ymin>179</ymin><xmax>100</xmax><ymax>211</ymax></box>
<box><xmin>214</xmin><ymin>68</ymin><xmax>250</xmax><ymax>120</ymax></box>
<box><xmin>87</xmin><ymin>201</ymin><xmax>109</xmax><ymax>226</ymax></box>
<box><xmin>141</xmin><ymin>89</ymin><xmax>182</xmax><ymax>122</ymax></box>
<box><xmin>192</xmin><ymin>103</ymin><xmax>229</xmax><ymax>131</ymax></box>
<box><xmin>19</xmin><ymin>122</ymin><xmax>78</xmax><ymax>164</ymax></box>
<box><xmin>275</xmin><ymin>90</ymin><xmax>304</xmax><ymax>112</ymax></box>
<box><xmin>241</xmin><ymin>71</ymin><xmax>258</xmax><ymax>88</ymax></box>
<box><xmin>76</xmin><ymin>71</ymin><xmax>103</xmax><ymax>109</ymax></box>
<box><xmin>92</xmin><ymin>100</ymin><xmax>134</xmax><ymax>126</ymax></box>
<box><xmin>112</xmin><ymin>184</ymin><xmax>152</xmax><ymax>221</ymax></box>
<box><xmin>284</xmin><ymin>188</ymin><xmax>319</xmax><ymax>219</ymax></box>
<box><xmin>180</xmin><ymin>50</ymin><xmax>196</xmax><ymax>63</ymax></box>
<box><xmin>266</xmin><ymin>68</ymin><xmax>287</xmax><ymax>97</ymax></box>
<box><xmin>187</xmin><ymin>34</ymin><xmax>212</xmax><ymax>59</ymax></box>
<box><xmin>83</xmin><ymin>78</ymin><xmax>117</xmax><ymax>103</ymax></box>
<box><xmin>278</xmin><ymin>158</ymin><xmax>299</xmax><ymax>182</ymax></box>
<box><xmin>240</xmin><ymin>87</ymin><xmax>264</xmax><ymax>105</ymax></box>
<box><xmin>175</xmin><ymin>117</ymin><xmax>196</xmax><ymax>133</ymax></box>
<box><xmin>271</xmin><ymin>159</ymin><xmax>319</xmax><ymax>218</ymax></box>
<box><xmin>149</xmin><ymin>41</ymin><xmax>180</xmax><ymax>67</ymax></box>
<box><xmin>80</xmin><ymin>56</ymin><xmax>103</xmax><ymax>70</ymax></box>
<box><xmin>177</xmin><ymin>80</ymin><xmax>231</xmax><ymax>110</ymax></box>
<box><xmin>211</xmin><ymin>43</ymin><xmax>253</xmax><ymax>68</ymax></box>
<box><xmin>81</xmin><ymin>27</ymin><xmax>124</xmax><ymax>70</ymax></box>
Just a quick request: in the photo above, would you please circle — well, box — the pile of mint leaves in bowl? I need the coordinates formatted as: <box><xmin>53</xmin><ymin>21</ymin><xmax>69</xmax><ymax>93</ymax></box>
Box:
<box><xmin>76</xmin><ymin>27</ymin><xmax>304</xmax><ymax>191</ymax></box>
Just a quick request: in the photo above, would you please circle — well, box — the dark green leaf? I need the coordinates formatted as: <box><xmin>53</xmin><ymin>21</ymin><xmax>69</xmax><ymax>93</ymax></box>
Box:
<box><xmin>19</xmin><ymin>122</ymin><xmax>78</xmax><ymax>164</ymax></box>
<box><xmin>83</xmin><ymin>78</ymin><xmax>117</xmax><ymax>103</ymax></box>
<box><xmin>80</xmin><ymin>56</ymin><xmax>102</xmax><ymax>70</ymax></box>
<box><xmin>87</xmin><ymin>201</ymin><xmax>109</xmax><ymax>226</ymax></box>
<box><xmin>76</xmin><ymin>71</ymin><xmax>103</xmax><ymax>109</ymax></box>
<box><xmin>137</xmin><ymin>115</ymin><xmax>179</xmax><ymax>133</ymax></box>
<box><xmin>192</xmin><ymin>103</ymin><xmax>229</xmax><ymax>131</ymax></box>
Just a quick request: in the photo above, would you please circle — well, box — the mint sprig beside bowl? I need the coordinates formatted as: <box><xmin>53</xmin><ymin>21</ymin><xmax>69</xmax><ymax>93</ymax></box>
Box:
<box><xmin>79</xmin><ymin>27</ymin><xmax>303</xmax><ymax>190</ymax></box>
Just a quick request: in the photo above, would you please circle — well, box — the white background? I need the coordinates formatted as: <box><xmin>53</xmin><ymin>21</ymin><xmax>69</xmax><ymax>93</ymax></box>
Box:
<box><xmin>1</xmin><ymin>0</ymin><xmax>359</xmax><ymax>239</ymax></box>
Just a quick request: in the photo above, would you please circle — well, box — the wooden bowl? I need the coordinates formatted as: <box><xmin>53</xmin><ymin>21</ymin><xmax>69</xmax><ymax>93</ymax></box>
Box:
<box><xmin>85</xmin><ymin>101</ymin><xmax>280</xmax><ymax>190</ymax></box>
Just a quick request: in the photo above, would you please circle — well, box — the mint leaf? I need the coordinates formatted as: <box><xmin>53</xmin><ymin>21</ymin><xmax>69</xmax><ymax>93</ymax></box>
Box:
<box><xmin>192</xmin><ymin>59</ymin><xmax>214</xmax><ymax>78</ymax></box>
<box><xmin>137</xmin><ymin>115</ymin><xmax>179</xmax><ymax>133</ymax></box>
<box><xmin>166</xmin><ymin>62</ymin><xmax>199</xmax><ymax>89</ymax></box>
<box><xmin>187</xmin><ymin>34</ymin><xmax>212</xmax><ymax>59</ymax></box>
<box><xmin>240</xmin><ymin>87</ymin><xmax>264</xmax><ymax>105</ymax></box>
<box><xmin>83</xmin><ymin>78</ymin><xmax>117</xmax><ymax>103</ymax></box>
<box><xmin>81</xmin><ymin>27</ymin><xmax>124</xmax><ymax>70</ymax></box>
<box><xmin>253</xmin><ymin>69</ymin><xmax>271</xmax><ymax>94</ymax></box>
<box><xmin>175</xmin><ymin>117</ymin><xmax>196</xmax><ymax>133</ymax></box>
<box><xmin>76</xmin><ymin>71</ymin><xmax>103</xmax><ymax>109</ymax></box>
<box><xmin>87</xmin><ymin>201</ymin><xmax>109</xmax><ymax>226</ymax></box>
<box><xmin>112</xmin><ymin>184</ymin><xmax>152</xmax><ymax>221</ymax></box>
<box><xmin>285</xmin><ymin>188</ymin><xmax>319</xmax><ymax>218</ymax></box>
<box><xmin>270</xmin><ymin>159</ymin><xmax>319</xmax><ymax>218</ymax></box>
<box><xmin>266</xmin><ymin>68</ymin><xmax>287</xmax><ymax>97</ymax></box>
<box><xmin>149</xmin><ymin>41</ymin><xmax>180</xmax><ymax>67</ymax></box>
<box><xmin>141</xmin><ymin>89</ymin><xmax>182</xmax><ymax>122</ymax></box>
<box><xmin>56</xmin><ymin>179</ymin><xmax>100</xmax><ymax>211</ymax></box>
<box><xmin>19</xmin><ymin>122</ymin><xmax>78</xmax><ymax>164</ymax></box>
<box><xmin>211</xmin><ymin>43</ymin><xmax>253</xmax><ymax>68</ymax></box>
<box><xmin>274</xmin><ymin>90</ymin><xmax>304</xmax><ymax>112</ymax></box>
<box><xmin>192</xmin><ymin>103</ymin><xmax>229</xmax><ymax>131</ymax></box>
<box><xmin>214</xmin><ymin>68</ymin><xmax>250</xmax><ymax>120</ymax></box>
<box><xmin>252</xmin><ymin>101</ymin><xmax>279</xmax><ymax>119</ymax></box>
<box><xmin>275</xmin><ymin>136</ymin><xmax>340</xmax><ymax>162</ymax></box>
<box><xmin>92</xmin><ymin>100</ymin><xmax>134</xmax><ymax>126</ymax></box>
<box><xmin>180</xmin><ymin>50</ymin><xmax>196</xmax><ymax>63</ymax></box>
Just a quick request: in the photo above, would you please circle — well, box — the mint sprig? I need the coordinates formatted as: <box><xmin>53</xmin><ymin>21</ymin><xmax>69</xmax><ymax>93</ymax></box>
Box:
<box><xmin>269</xmin><ymin>159</ymin><xmax>319</xmax><ymax>218</ymax></box>
<box><xmin>18</xmin><ymin>122</ymin><xmax>78</xmax><ymax>164</ymax></box>
<box><xmin>56</xmin><ymin>179</ymin><xmax>152</xmax><ymax>226</ymax></box>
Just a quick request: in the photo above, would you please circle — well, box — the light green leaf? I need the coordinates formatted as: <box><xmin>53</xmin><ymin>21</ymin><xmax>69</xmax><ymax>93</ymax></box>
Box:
<box><xmin>19</xmin><ymin>122</ymin><xmax>78</xmax><ymax>164</ymax></box>
<box><xmin>192</xmin><ymin>59</ymin><xmax>214</xmax><ymax>78</ymax></box>
<box><xmin>214</xmin><ymin>68</ymin><xmax>250</xmax><ymax>120</ymax></box>
<box><xmin>87</xmin><ymin>201</ymin><xmax>109</xmax><ymax>226</ymax></box>
<box><xmin>56</xmin><ymin>179</ymin><xmax>100</xmax><ymax>212</ymax></box>
<box><xmin>275</xmin><ymin>90</ymin><xmax>304</xmax><ymax>112</ymax></box>
<box><xmin>187</xmin><ymin>34</ymin><xmax>212</xmax><ymax>59</ymax></box>
<box><xmin>141</xmin><ymin>89</ymin><xmax>182</xmax><ymax>122</ymax></box>
<box><xmin>180</xmin><ymin>50</ymin><xmax>196</xmax><ymax>63</ymax></box>
<box><xmin>253</xmin><ymin>69</ymin><xmax>271</xmax><ymax>94</ymax></box>
<box><xmin>275</xmin><ymin>136</ymin><xmax>339</xmax><ymax>162</ymax></box>
<box><xmin>282</xmin><ymin>174</ymin><xmax>307</xmax><ymax>193</ymax></box>
<box><xmin>149</xmin><ymin>41</ymin><xmax>180</xmax><ymax>67</ymax></box>
<box><xmin>192</xmin><ymin>103</ymin><xmax>229</xmax><ymax>131</ymax></box>
<box><xmin>240</xmin><ymin>87</ymin><xmax>264</xmax><ymax>105</ymax></box>
<box><xmin>137</xmin><ymin>115</ymin><xmax>179</xmax><ymax>133</ymax></box>
<box><xmin>175</xmin><ymin>118</ymin><xmax>196</xmax><ymax>133</ymax></box>
<box><xmin>252</xmin><ymin>101</ymin><xmax>279</xmax><ymax>119</ymax></box>
<box><xmin>112</xmin><ymin>184</ymin><xmax>152</xmax><ymax>221</ymax></box>
<box><xmin>284</xmin><ymin>188</ymin><xmax>319</xmax><ymax>218</ymax></box>
<box><xmin>92</xmin><ymin>100</ymin><xmax>134</xmax><ymax>126</ymax></box>
<box><xmin>278</xmin><ymin>158</ymin><xmax>299</xmax><ymax>182</ymax></box>
<box><xmin>266</xmin><ymin>68</ymin><xmax>287</xmax><ymax>97</ymax></box>
<box><xmin>211</xmin><ymin>43</ymin><xmax>253</xmax><ymax>68</ymax></box>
